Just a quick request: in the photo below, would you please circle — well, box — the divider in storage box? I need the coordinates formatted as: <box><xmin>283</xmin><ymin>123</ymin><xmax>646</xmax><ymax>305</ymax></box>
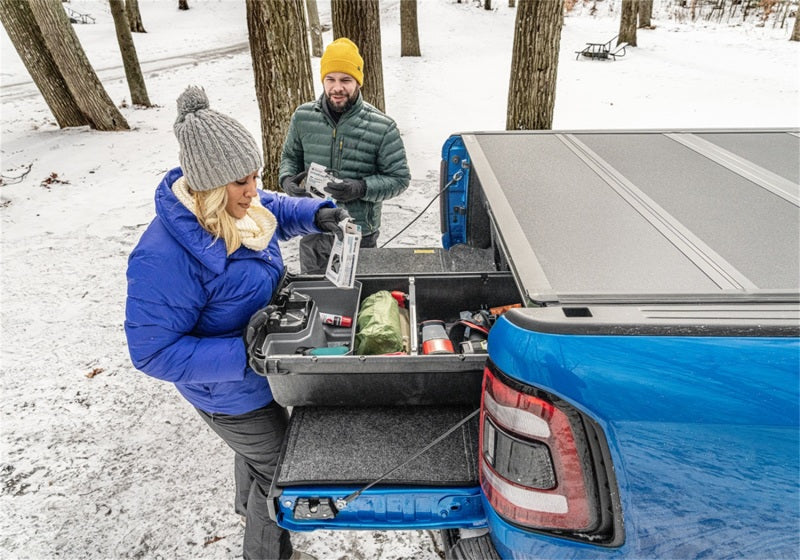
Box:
<box><xmin>246</xmin><ymin>272</ymin><xmax>522</xmax><ymax>407</ymax></box>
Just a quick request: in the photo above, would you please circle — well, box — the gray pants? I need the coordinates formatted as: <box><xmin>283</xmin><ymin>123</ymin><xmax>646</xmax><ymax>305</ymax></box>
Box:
<box><xmin>197</xmin><ymin>402</ymin><xmax>292</xmax><ymax>560</ymax></box>
<box><xmin>299</xmin><ymin>230</ymin><xmax>379</xmax><ymax>274</ymax></box>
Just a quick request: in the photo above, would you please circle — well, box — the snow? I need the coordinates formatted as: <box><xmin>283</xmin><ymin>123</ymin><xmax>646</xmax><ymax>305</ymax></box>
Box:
<box><xmin>0</xmin><ymin>0</ymin><xmax>797</xmax><ymax>558</ymax></box>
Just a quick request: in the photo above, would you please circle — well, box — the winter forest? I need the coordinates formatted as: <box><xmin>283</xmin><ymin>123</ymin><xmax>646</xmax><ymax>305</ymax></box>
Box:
<box><xmin>1</xmin><ymin>0</ymin><xmax>799</xmax><ymax>558</ymax></box>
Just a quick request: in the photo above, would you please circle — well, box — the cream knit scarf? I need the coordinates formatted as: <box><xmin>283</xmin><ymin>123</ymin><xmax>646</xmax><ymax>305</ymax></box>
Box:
<box><xmin>173</xmin><ymin>176</ymin><xmax>277</xmax><ymax>252</ymax></box>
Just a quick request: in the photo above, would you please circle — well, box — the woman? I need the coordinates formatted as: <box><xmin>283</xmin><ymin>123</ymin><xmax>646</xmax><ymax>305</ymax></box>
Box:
<box><xmin>125</xmin><ymin>86</ymin><xmax>343</xmax><ymax>560</ymax></box>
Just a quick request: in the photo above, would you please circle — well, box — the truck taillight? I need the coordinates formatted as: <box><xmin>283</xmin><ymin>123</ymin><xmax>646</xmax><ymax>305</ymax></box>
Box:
<box><xmin>479</xmin><ymin>364</ymin><xmax>623</xmax><ymax>544</ymax></box>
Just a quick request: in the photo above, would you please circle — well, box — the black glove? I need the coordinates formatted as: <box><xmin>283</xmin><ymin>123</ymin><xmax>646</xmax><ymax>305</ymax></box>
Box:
<box><xmin>281</xmin><ymin>171</ymin><xmax>308</xmax><ymax>197</ymax></box>
<box><xmin>323</xmin><ymin>178</ymin><xmax>366</xmax><ymax>202</ymax></box>
<box><xmin>315</xmin><ymin>207</ymin><xmax>351</xmax><ymax>239</ymax></box>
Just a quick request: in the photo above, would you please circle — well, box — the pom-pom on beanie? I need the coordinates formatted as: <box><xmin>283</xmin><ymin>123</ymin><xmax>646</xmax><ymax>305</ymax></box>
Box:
<box><xmin>320</xmin><ymin>38</ymin><xmax>364</xmax><ymax>86</ymax></box>
<box><xmin>173</xmin><ymin>86</ymin><xmax>263</xmax><ymax>192</ymax></box>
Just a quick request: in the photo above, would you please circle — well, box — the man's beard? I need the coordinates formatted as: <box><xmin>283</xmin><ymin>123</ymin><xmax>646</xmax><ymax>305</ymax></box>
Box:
<box><xmin>325</xmin><ymin>89</ymin><xmax>358</xmax><ymax>113</ymax></box>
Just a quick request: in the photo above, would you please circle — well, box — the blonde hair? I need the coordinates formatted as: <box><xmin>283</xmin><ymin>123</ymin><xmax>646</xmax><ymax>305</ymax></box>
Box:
<box><xmin>193</xmin><ymin>187</ymin><xmax>242</xmax><ymax>255</ymax></box>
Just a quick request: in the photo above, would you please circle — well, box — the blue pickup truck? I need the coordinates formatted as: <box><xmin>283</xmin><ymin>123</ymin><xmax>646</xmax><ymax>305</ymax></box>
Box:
<box><xmin>247</xmin><ymin>129</ymin><xmax>799</xmax><ymax>558</ymax></box>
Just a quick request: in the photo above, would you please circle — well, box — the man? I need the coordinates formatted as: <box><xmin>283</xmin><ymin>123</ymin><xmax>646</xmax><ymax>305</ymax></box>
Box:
<box><xmin>280</xmin><ymin>37</ymin><xmax>411</xmax><ymax>274</ymax></box>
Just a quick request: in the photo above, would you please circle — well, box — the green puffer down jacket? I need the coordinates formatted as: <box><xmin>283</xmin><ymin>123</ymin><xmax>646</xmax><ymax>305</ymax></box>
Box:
<box><xmin>279</xmin><ymin>93</ymin><xmax>410</xmax><ymax>236</ymax></box>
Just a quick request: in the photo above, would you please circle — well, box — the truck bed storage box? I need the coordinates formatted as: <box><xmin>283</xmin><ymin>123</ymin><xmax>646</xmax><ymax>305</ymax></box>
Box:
<box><xmin>247</xmin><ymin>272</ymin><xmax>522</xmax><ymax>407</ymax></box>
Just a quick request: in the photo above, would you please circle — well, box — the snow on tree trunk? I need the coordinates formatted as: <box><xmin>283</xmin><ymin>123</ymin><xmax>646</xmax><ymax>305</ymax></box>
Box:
<box><xmin>109</xmin><ymin>0</ymin><xmax>151</xmax><ymax>107</ymax></box>
<box><xmin>331</xmin><ymin>0</ymin><xmax>385</xmax><ymax>112</ymax></box>
<box><xmin>506</xmin><ymin>0</ymin><xmax>563</xmax><ymax>131</ymax></box>
<box><xmin>246</xmin><ymin>0</ymin><xmax>314</xmax><ymax>191</ymax></box>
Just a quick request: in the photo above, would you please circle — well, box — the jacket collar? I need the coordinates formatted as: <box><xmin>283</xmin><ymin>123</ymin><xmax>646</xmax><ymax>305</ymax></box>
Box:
<box><xmin>154</xmin><ymin>167</ymin><xmax>236</xmax><ymax>275</ymax></box>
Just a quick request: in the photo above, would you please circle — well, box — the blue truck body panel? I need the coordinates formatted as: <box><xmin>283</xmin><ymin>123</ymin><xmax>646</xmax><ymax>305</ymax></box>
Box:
<box><xmin>487</xmin><ymin>315</ymin><xmax>800</xmax><ymax>558</ymax></box>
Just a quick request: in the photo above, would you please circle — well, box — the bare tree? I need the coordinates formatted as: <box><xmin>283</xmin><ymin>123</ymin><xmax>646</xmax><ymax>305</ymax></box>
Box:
<box><xmin>0</xmin><ymin>0</ymin><xmax>128</xmax><ymax>130</ymax></box>
<box><xmin>0</xmin><ymin>0</ymin><xmax>87</xmax><ymax>127</ymax></box>
<box><xmin>305</xmin><ymin>0</ymin><xmax>322</xmax><ymax>57</ymax></box>
<box><xmin>618</xmin><ymin>0</ymin><xmax>638</xmax><ymax>46</ymax></box>
<box><xmin>331</xmin><ymin>0</ymin><xmax>385</xmax><ymax>112</ymax></box>
<box><xmin>178</xmin><ymin>0</ymin><xmax>188</xmax><ymax>10</ymax></box>
<box><xmin>400</xmin><ymin>0</ymin><xmax>421</xmax><ymax>56</ymax></box>
<box><xmin>125</xmin><ymin>0</ymin><xmax>146</xmax><ymax>32</ymax></box>
<box><xmin>792</xmin><ymin>8</ymin><xmax>800</xmax><ymax>41</ymax></box>
<box><xmin>639</xmin><ymin>0</ymin><xmax>653</xmax><ymax>28</ymax></box>
<box><xmin>246</xmin><ymin>0</ymin><xmax>314</xmax><ymax>190</ymax></box>
<box><xmin>109</xmin><ymin>0</ymin><xmax>151</xmax><ymax>106</ymax></box>
<box><xmin>506</xmin><ymin>0</ymin><xmax>563</xmax><ymax>130</ymax></box>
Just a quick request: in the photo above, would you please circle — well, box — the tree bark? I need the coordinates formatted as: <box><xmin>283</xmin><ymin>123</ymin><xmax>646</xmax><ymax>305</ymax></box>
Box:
<box><xmin>618</xmin><ymin>0</ymin><xmax>638</xmax><ymax>46</ymax></box>
<box><xmin>638</xmin><ymin>0</ymin><xmax>653</xmax><ymax>28</ymax></box>
<box><xmin>0</xmin><ymin>0</ymin><xmax>87</xmax><ymax>127</ymax></box>
<box><xmin>331</xmin><ymin>0</ymin><xmax>385</xmax><ymax>112</ymax></box>
<box><xmin>109</xmin><ymin>0</ymin><xmax>151</xmax><ymax>106</ymax></box>
<box><xmin>29</xmin><ymin>0</ymin><xmax>128</xmax><ymax>130</ymax></box>
<box><xmin>125</xmin><ymin>0</ymin><xmax>146</xmax><ymax>32</ymax></box>
<box><xmin>246</xmin><ymin>0</ymin><xmax>314</xmax><ymax>191</ymax></box>
<box><xmin>305</xmin><ymin>0</ymin><xmax>323</xmax><ymax>57</ymax></box>
<box><xmin>506</xmin><ymin>0</ymin><xmax>563</xmax><ymax>130</ymax></box>
<box><xmin>791</xmin><ymin>8</ymin><xmax>800</xmax><ymax>41</ymax></box>
<box><xmin>400</xmin><ymin>0</ymin><xmax>421</xmax><ymax>57</ymax></box>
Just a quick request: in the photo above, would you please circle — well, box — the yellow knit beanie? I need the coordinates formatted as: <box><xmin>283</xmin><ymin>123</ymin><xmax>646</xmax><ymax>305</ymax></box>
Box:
<box><xmin>320</xmin><ymin>38</ymin><xmax>364</xmax><ymax>86</ymax></box>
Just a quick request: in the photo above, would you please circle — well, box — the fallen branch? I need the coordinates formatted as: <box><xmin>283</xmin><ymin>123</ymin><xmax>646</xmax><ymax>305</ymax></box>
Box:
<box><xmin>0</xmin><ymin>163</ymin><xmax>33</xmax><ymax>186</ymax></box>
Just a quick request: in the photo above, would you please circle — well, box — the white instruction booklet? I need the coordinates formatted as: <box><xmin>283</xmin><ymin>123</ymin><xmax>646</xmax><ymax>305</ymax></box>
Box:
<box><xmin>325</xmin><ymin>219</ymin><xmax>361</xmax><ymax>289</ymax></box>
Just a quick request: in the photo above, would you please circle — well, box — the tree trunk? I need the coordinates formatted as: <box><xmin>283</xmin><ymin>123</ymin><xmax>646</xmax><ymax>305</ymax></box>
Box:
<box><xmin>305</xmin><ymin>0</ymin><xmax>323</xmax><ymax>57</ymax></box>
<box><xmin>246</xmin><ymin>0</ymin><xmax>314</xmax><ymax>191</ymax></box>
<box><xmin>484</xmin><ymin>0</ymin><xmax>492</xmax><ymax>9</ymax></box>
<box><xmin>618</xmin><ymin>0</ymin><xmax>638</xmax><ymax>46</ymax></box>
<box><xmin>0</xmin><ymin>0</ymin><xmax>87</xmax><ymax>127</ymax></box>
<box><xmin>791</xmin><ymin>9</ymin><xmax>800</xmax><ymax>41</ymax></box>
<box><xmin>178</xmin><ymin>0</ymin><xmax>188</xmax><ymax>10</ymax></box>
<box><xmin>638</xmin><ymin>0</ymin><xmax>652</xmax><ymax>28</ymax></box>
<box><xmin>509</xmin><ymin>0</ymin><xmax>516</xmax><ymax>7</ymax></box>
<box><xmin>109</xmin><ymin>0</ymin><xmax>151</xmax><ymax>106</ymax></box>
<box><xmin>400</xmin><ymin>0</ymin><xmax>421</xmax><ymax>57</ymax></box>
<box><xmin>125</xmin><ymin>0</ymin><xmax>146</xmax><ymax>32</ymax></box>
<box><xmin>331</xmin><ymin>0</ymin><xmax>385</xmax><ymax>112</ymax></box>
<box><xmin>506</xmin><ymin>0</ymin><xmax>563</xmax><ymax>130</ymax></box>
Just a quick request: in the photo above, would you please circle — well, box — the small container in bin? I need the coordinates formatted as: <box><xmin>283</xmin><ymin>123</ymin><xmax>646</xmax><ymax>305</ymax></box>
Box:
<box><xmin>247</xmin><ymin>280</ymin><xmax>361</xmax><ymax>373</ymax></box>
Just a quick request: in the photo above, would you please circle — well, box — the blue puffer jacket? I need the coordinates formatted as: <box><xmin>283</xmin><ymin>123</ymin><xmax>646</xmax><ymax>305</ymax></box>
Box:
<box><xmin>125</xmin><ymin>167</ymin><xmax>333</xmax><ymax>414</ymax></box>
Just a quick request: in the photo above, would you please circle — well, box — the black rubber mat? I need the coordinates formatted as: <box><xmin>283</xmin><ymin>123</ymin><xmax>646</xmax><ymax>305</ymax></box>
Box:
<box><xmin>277</xmin><ymin>405</ymin><xmax>480</xmax><ymax>487</ymax></box>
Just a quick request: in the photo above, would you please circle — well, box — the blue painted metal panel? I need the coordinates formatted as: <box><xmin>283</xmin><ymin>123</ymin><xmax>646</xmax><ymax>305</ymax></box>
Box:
<box><xmin>275</xmin><ymin>486</ymin><xmax>487</xmax><ymax>532</ymax></box>
<box><xmin>440</xmin><ymin>135</ymin><xmax>470</xmax><ymax>249</ymax></box>
<box><xmin>486</xmin><ymin>316</ymin><xmax>800</xmax><ymax>558</ymax></box>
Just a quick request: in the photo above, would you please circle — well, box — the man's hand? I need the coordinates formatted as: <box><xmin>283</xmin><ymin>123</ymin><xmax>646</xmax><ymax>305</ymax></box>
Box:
<box><xmin>281</xmin><ymin>171</ymin><xmax>308</xmax><ymax>197</ymax></box>
<box><xmin>314</xmin><ymin>207</ymin><xmax>351</xmax><ymax>239</ymax></box>
<box><xmin>323</xmin><ymin>178</ymin><xmax>366</xmax><ymax>202</ymax></box>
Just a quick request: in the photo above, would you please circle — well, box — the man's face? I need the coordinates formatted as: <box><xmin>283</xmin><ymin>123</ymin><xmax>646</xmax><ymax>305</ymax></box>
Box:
<box><xmin>323</xmin><ymin>72</ymin><xmax>360</xmax><ymax>112</ymax></box>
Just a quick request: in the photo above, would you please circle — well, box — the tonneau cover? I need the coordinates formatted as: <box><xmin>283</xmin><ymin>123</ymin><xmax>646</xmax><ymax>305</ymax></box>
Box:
<box><xmin>462</xmin><ymin>129</ymin><xmax>800</xmax><ymax>304</ymax></box>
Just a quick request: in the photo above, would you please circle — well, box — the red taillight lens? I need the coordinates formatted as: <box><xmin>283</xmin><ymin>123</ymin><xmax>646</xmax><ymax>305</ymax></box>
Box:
<box><xmin>480</xmin><ymin>366</ymin><xmax>593</xmax><ymax>531</ymax></box>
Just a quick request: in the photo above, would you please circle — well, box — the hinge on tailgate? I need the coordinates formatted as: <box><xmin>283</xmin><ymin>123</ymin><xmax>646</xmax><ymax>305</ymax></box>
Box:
<box><xmin>293</xmin><ymin>497</ymin><xmax>338</xmax><ymax>520</ymax></box>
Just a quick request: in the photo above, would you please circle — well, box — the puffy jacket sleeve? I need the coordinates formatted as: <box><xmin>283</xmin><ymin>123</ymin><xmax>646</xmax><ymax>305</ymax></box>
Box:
<box><xmin>362</xmin><ymin>120</ymin><xmax>411</xmax><ymax>203</ymax></box>
<box><xmin>125</xmin><ymin>232</ymin><xmax>246</xmax><ymax>385</ymax></box>
<box><xmin>262</xmin><ymin>190</ymin><xmax>334</xmax><ymax>241</ymax></box>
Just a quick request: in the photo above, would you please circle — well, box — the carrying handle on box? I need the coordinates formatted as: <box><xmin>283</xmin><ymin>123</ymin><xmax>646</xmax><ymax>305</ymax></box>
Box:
<box><xmin>335</xmin><ymin>407</ymin><xmax>480</xmax><ymax>510</ymax></box>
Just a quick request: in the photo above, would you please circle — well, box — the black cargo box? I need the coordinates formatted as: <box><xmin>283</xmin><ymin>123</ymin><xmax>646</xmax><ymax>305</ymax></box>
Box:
<box><xmin>246</xmin><ymin>271</ymin><xmax>522</xmax><ymax>407</ymax></box>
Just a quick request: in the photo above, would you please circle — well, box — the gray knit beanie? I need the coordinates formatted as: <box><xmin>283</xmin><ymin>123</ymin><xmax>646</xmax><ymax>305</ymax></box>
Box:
<box><xmin>173</xmin><ymin>86</ymin><xmax>263</xmax><ymax>191</ymax></box>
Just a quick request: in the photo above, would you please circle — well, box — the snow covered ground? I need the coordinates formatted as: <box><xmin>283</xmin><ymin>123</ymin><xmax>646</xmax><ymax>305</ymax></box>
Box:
<box><xmin>1</xmin><ymin>0</ymin><xmax>797</xmax><ymax>558</ymax></box>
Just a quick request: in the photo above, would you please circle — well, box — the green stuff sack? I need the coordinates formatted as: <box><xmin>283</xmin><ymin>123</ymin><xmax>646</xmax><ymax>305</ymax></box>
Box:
<box><xmin>354</xmin><ymin>290</ymin><xmax>404</xmax><ymax>355</ymax></box>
